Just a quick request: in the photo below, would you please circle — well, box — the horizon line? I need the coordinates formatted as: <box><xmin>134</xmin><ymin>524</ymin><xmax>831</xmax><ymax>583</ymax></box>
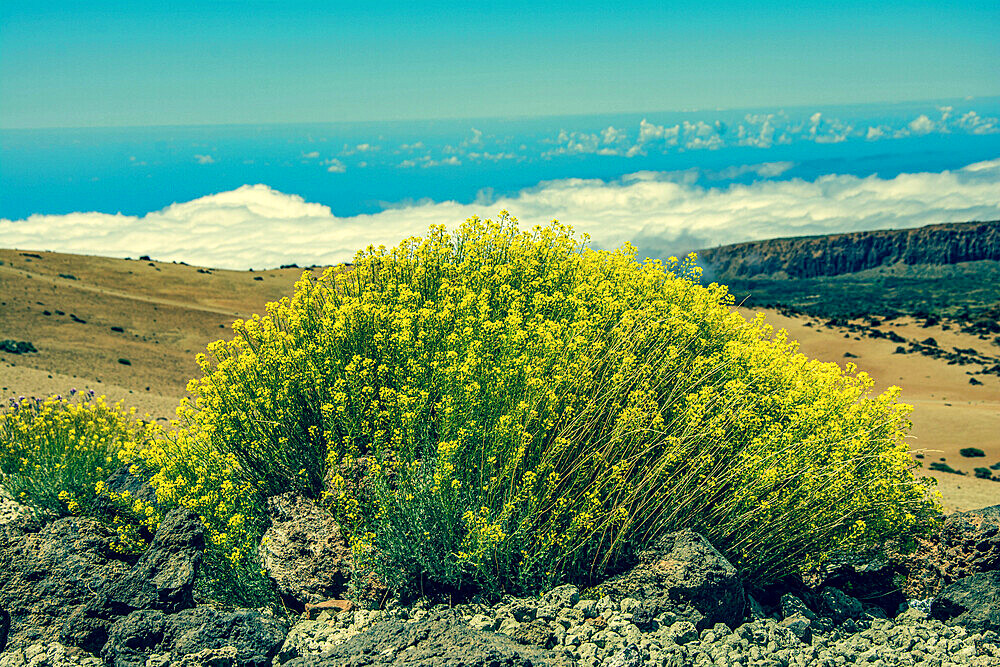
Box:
<box><xmin>3</xmin><ymin>94</ymin><xmax>998</xmax><ymax>133</ymax></box>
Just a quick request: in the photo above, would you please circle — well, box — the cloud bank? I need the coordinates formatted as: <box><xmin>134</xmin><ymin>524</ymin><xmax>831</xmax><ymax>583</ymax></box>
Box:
<box><xmin>2</xmin><ymin>160</ymin><xmax>999</xmax><ymax>270</ymax></box>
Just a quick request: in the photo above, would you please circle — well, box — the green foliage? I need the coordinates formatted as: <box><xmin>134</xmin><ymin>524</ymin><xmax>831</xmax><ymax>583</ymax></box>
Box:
<box><xmin>0</xmin><ymin>391</ymin><xmax>151</xmax><ymax>523</ymax></box>
<box><xmin>137</xmin><ymin>213</ymin><xmax>939</xmax><ymax>601</ymax></box>
<box><xmin>960</xmin><ymin>447</ymin><xmax>986</xmax><ymax>458</ymax></box>
<box><xmin>974</xmin><ymin>467</ymin><xmax>994</xmax><ymax>480</ymax></box>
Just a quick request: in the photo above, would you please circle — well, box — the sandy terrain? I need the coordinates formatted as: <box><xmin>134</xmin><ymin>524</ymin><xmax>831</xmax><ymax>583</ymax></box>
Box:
<box><xmin>2</xmin><ymin>248</ymin><xmax>997</xmax><ymax>512</ymax></box>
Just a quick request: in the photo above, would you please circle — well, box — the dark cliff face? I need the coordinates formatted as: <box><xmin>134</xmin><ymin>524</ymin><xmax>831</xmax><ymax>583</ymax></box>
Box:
<box><xmin>697</xmin><ymin>220</ymin><xmax>1000</xmax><ymax>280</ymax></box>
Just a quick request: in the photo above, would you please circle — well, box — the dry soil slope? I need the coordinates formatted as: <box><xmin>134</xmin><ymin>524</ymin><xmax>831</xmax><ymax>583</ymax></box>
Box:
<box><xmin>0</xmin><ymin>249</ymin><xmax>334</xmax><ymax>420</ymax></box>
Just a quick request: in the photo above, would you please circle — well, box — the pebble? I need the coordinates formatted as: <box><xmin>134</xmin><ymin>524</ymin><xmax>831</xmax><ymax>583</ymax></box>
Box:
<box><xmin>272</xmin><ymin>584</ymin><xmax>1000</xmax><ymax>666</ymax></box>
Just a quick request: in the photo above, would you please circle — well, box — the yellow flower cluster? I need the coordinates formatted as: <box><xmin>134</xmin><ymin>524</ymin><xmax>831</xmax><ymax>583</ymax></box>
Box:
<box><xmin>0</xmin><ymin>392</ymin><xmax>155</xmax><ymax>545</ymax></box>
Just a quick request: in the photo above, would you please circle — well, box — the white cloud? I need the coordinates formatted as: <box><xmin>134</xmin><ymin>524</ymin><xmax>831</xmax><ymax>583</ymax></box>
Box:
<box><xmin>4</xmin><ymin>161</ymin><xmax>999</xmax><ymax>270</ymax></box>
<box><xmin>601</xmin><ymin>126</ymin><xmax>626</xmax><ymax>144</ymax></box>
<box><xmin>193</xmin><ymin>154</ymin><xmax>215</xmax><ymax>165</ymax></box>
<box><xmin>955</xmin><ymin>110</ymin><xmax>999</xmax><ymax>135</ymax></box>
<box><xmin>543</xmin><ymin>130</ymin><xmax>602</xmax><ymax>157</ymax></box>
<box><xmin>301</xmin><ymin>151</ymin><xmax>320</xmax><ymax>159</ymax></box>
<box><xmin>398</xmin><ymin>155</ymin><xmax>462</xmax><ymax>168</ymax></box>
<box><xmin>341</xmin><ymin>143</ymin><xmax>378</xmax><ymax>156</ymax></box>
<box><xmin>323</xmin><ymin>158</ymin><xmax>346</xmax><ymax>173</ymax></box>
<box><xmin>908</xmin><ymin>114</ymin><xmax>936</xmax><ymax>135</ymax></box>
<box><xmin>865</xmin><ymin>125</ymin><xmax>889</xmax><ymax>140</ymax></box>
<box><xmin>638</xmin><ymin>119</ymin><xmax>680</xmax><ymax>146</ymax></box>
<box><xmin>737</xmin><ymin>114</ymin><xmax>777</xmax><ymax>148</ymax></box>
<box><xmin>467</xmin><ymin>151</ymin><xmax>519</xmax><ymax>162</ymax></box>
<box><xmin>424</xmin><ymin>156</ymin><xmax>461</xmax><ymax>168</ymax></box>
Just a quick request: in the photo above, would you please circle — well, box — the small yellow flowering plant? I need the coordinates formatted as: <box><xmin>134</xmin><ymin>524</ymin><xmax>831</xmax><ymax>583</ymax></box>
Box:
<box><xmin>0</xmin><ymin>390</ymin><xmax>154</xmax><ymax>524</ymax></box>
<box><xmin>144</xmin><ymin>213</ymin><xmax>938</xmax><ymax>601</ymax></box>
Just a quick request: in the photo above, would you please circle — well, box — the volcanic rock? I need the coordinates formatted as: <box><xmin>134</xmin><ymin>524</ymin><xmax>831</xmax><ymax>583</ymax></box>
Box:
<box><xmin>0</xmin><ymin>516</ymin><xmax>133</xmax><ymax>649</ymax></box>
<box><xmin>807</xmin><ymin>552</ymin><xmax>908</xmax><ymax>616</ymax></box>
<box><xmin>103</xmin><ymin>606</ymin><xmax>287</xmax><ymax>667</ymax></box>
<box><xmin>60</xmin><ymin>508</ymin><xmax>205</xmax><ymax>652</ymax></box>
<box><xmin>259</xmin><ymin>493</ymin><xmax>353</xmax><ymax>610</ymax></box>
<box><xmin>279</xmin><ymin>608</ymin><xmax>554</xmax><ymax>667</ymax></box>
<box><xmin>0</xmin><ymin>485</ymin><xmax>40</xmax><ymax>541</ymax></box>
<box><xmin>818</xmin><ymin>587</ymin><xmax>864</xmax><ymax>624</ymax></box>
<box><xmin>906</xmin><ymin>504</ymin><xmax>1000</xmax><ymax>597</ymax></box>
<box><xmin>595</xmin><ymin>529</ymin><xmax>745</xmax><ymax>629</ymax></box>
<box><xmin>931</xmin><ymin>570</ymin><xmax>1000</xmax><ymax>632</ymax></box>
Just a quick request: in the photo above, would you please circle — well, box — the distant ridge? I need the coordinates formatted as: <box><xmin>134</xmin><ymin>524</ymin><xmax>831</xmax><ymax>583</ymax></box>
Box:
<box><xmin>697</xmin><ymin>220</ymin><xmax>1000</xmax><ymax>280</ymax></box>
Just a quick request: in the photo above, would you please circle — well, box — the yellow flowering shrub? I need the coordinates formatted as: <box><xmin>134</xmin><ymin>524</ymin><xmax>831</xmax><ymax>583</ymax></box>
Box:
<box><xmin>149</xmin><ymin>212</ymin><xmax>938</xmax><ymax>600</ymax></box>
<box><xmin>0</xmin><ymin>391</ymin><xmax>154</xmax><ymax>525</ymax></box>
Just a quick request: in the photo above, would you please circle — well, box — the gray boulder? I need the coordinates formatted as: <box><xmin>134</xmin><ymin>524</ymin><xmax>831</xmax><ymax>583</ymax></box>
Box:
<box><xmin>541</xmin><ymin>584</ymin><xmax>580</xmax><ymax>609</ymax></box>
<box><xmin>595</xmin><ymin>529</ymin><xmax>745</xmax><ymax>629</ymax></box>
<box><xmin>818</xmin><ymin>586</ymin><xmax>865</xmax><ymax>623</ymax></box>
<box><xmin>280</xmin><ymin>609</ymin><xmax>554</xmax><ymax>667</ymax></box>
<box><xmin>60</xmin><ymin>508</ymin><xmax>205</xmax><ymax>653</ymax></box>
<box><xmin>103</xmin><ymin>606</ymin><xmax>287</xmax><ymax>667</ymax></box>
<box><xmin>932</xmin><ymin>570</ymin><xmax>1000</xmax><ymax>632</ymax></box>
<box><xmin>0</xmin><ymin>516</ymin><xmax>134</xmax><ymax>649</ymax></box>
<box><xmin>259</xmin><ymin>493</ymin><xmax>353</xmax><ymax>610</ymax></box>
<box><xmin>109</xmin><ymin>507</ymin><xmax>204</xmax><ymax>611</ymax></box>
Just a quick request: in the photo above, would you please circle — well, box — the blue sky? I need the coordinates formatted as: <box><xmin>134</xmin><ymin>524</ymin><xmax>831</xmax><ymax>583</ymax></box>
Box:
<box><xmin>2</xmin><ymin>0</ymin><xmax>998</xmax><ymax>128</ymax></box>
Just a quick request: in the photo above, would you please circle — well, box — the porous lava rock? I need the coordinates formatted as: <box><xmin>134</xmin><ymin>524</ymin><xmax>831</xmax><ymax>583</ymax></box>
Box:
<box><xmin>931</xmin><ymin>570</ymin><xmax>1000</xmax><ymax>632</ymax></box>
<box><xmin>60</xmin><ymin>508</ymin><xmax>205</xmax><ymax>653</ymax></box>
<box><xmin>906</xmin><ymin>504</ymin><xmax>1000</xmax><ymax>597</ymax></box>
<box><xmin>103</xmin><ymin>606</ymin><xmax>287</xmax><ymax>667</ymax></box>
<box><xmin>0</xmin><ymin>485</ymin><xmax>41</xmax><ymax>541</ymax></box>
<box><xmin>280</xmin><ymin>608</ymin><xmax>556</xmax><ymax>667</ymax></box>
<box><xmin>595</xmin><ymin>529</ymin><xmax>745</xmax><ymax>630</ymax></box>
<box><xmin>259</xmin><ymin>493</ymin><xmax>353</xmax><ymax>610</ymax></box>
<box><xmin>0</xmin><ymin>516</ymin><xmax>134</xmax><ymax>649</ymax></box>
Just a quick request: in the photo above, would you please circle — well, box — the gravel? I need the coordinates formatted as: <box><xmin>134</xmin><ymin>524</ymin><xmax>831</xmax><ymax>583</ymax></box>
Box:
<box><xmin>274</xmin><ymin>584</ymin><xmax>1000</xmax><ymax>666</ymax></box>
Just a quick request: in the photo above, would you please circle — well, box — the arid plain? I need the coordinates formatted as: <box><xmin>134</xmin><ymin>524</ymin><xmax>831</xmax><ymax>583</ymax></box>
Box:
<box><xmin>2</xmin><ymin>248</ymin><xmax>997</xmax><ymax>512</ymax></box>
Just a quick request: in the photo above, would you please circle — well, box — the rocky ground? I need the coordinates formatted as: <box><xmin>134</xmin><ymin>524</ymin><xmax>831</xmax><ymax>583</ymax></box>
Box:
<box><xmin>2</xmin><ymin>478</ymin><xmax>999</xmax><ymax>667</ymax></box>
